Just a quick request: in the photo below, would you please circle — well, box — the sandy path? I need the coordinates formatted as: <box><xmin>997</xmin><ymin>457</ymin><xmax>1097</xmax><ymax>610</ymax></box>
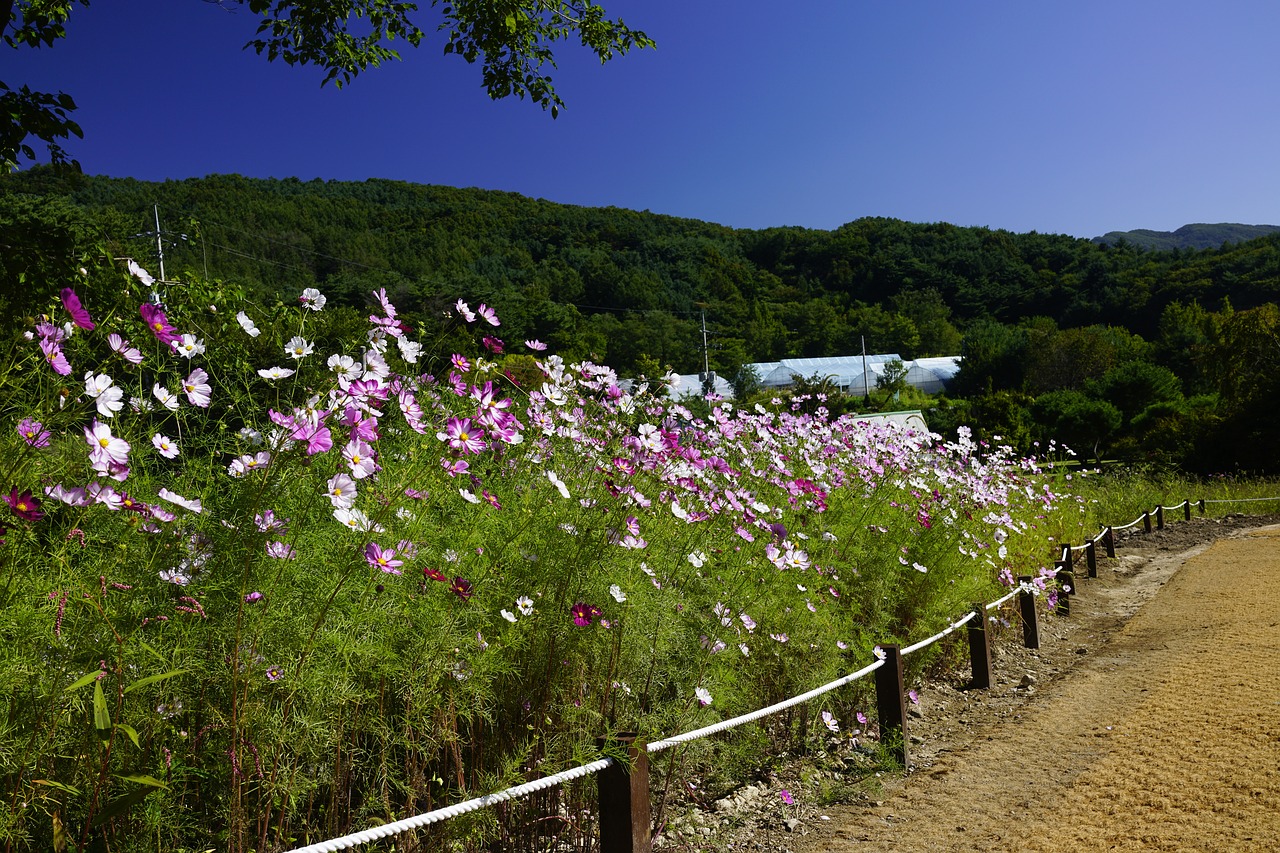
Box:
<box><xmin>799</xmin><ymin>525</ymin><xmax>1280</xmax><ymax>852</ymax></box>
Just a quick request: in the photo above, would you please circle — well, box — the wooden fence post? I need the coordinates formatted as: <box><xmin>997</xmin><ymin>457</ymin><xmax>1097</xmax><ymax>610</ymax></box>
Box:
<box><xmin>1017</xmin><ymin>576</ymin><xmax>1040</xmax><ymax>649</ymax></box>
<box><xmin>1183</xmin><ymin>500</ymin><xmax>1191</xmax><ymax>522</ymax></box>
<box><xmin>1062</xmin><ymin>544</ymin><xmax>1074</xmax><ymax>574</ymax></box>
<box><xmin>597</xmin><ymin>734</ymin><xmax>651</xmax><ymax>853</ymax></box>
<box><xmin>1055</xmin><ymin>564</ymin><xmax>1073</xmax><ymax>615</ymax></box>
<box><xmin>967</xmin><ymin>605</ymin><xmax>992</xmax><ymax>690</ymax></box>
<box><xmin>1104</xmin><ymin>527</ymin><xmax>1116</xmax><ymax>558</ymax></box>
<box><xmin>1198</xmin><ymin>499</ymin><xmax>1206</xmax><ymax>516</ymax></box>
<box><xmin>1085</xmin><ymin>540</ymin><xmax>1097</xmax><ymax>578</ymax></box>
<box><xmin>1143</xmin><ymin>511</ymin><xmax>1153</xmax><ymax>534</ymax></box>
<box><xmin>873</xmin><ymin>644</ymin><xmax>909</xmax><ymax>768</ymax></box>
<box><xmin>1156</xmin><ymin>505</ymin><xmax>1165</xmax><ymax>530</ymax></box>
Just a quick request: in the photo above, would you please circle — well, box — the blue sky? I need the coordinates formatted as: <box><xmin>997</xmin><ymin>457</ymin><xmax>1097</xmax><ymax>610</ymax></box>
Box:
<box><xmin>14</xmin><ymin>0</ymin><xmax>1280</xmax><ymax>237</ymax></box>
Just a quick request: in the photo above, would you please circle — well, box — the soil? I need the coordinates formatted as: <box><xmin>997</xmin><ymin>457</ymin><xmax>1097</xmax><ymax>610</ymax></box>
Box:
<box><xmin>657</xmin><ymin>513</ymin><xmax>1280</xmax><ymax>853</ymax></box>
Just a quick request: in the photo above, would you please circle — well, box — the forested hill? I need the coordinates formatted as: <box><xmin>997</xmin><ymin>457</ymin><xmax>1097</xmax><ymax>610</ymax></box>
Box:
<box><xmin>5</xmin><ymin>168</ymin><xmax>1280</xmax><ymax>469</ymax></box>
<box><xmin>1093</xmin><ymin>223</ymin><xmax>1280</xmax><ymax>250</ymax></box>
<box><xmin>5</xmin><ymin>169</ymin><xmax>1280</xmax><ymax>377</ymax></box>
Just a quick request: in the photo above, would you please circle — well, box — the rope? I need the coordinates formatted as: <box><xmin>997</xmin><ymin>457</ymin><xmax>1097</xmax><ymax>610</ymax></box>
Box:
<box><xmin>984</xmin><ymin>587</ymin><xmax>1021</xmax><ymax>611</ymax></box>
<box><xmin>1090</xmin><ymin>529</ymin><xmax>1110</xmax><ymax>545</ymax></box>
<box><xmin>287</xmin><ymin>758</ymin><xmax>615</xmax><ymax>852</ymax></box>
<box><xmin>646</xmin><ymin>659</ymin><xmax>886</xmax><ymax>754</ymax></box>
<box><xmin>1112</xmin><ymin>516</ymin><xmax>1145</xmax><ymax>531</ymax></box>
<box><xmin>901</xmin><ymin>610</ymin><xmax>978</xmax><ymax>656</ymax></box>
<box><xmin>1201</xmin><ymin>496</ymin><xmax>1280</xmax><ymax>504</ymax></box>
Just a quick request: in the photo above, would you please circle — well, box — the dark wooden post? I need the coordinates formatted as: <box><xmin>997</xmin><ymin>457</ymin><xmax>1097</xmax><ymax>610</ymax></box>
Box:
<box><xmin>1017</xmin><ymin>576</ymin><xmax>1040</xmax><ymax>649</ymax></box>
<box><xmin>967</xmin><ymin>606</ymin><xmax>992</xmax><ymax>690</ymax></box>
<box><xmin>1155</xmin><ymin>505</ymin><xmax>1165</xmax><ymax>530</ymax></box>
<box><xmin>597</xmin><ymin>734</ymin><xmax>651</xmax><ymax>853</ymax></box>
<box><xmin>1183</xmin><ymin>500</ymin><xmax>1192</xmax><ymax>522</ymax></box>
<box><xmin>1055</xmin><ymin>565</ymin><xmax>1073</xmax><ymax>615</ymax></box>
<box><xmin>873</xmin><ymin>644</ymin><xmax>909</xmax><ymax>768</ymax></box>
<box><xmin>1104</xmin><ymin>527</ymin><xmax>1116</xmax><ymax>558</ymax></box>
<box><xmin>1143</xmin><ymin>511</ymin><xmax>1152</xmax><ymax>534</ymax></box>
<box><xmin>1062</xmin><ymin>544</ymin><xmax>1074</xmax><ymax>574</ymax></box>
<box><xmin>1085</xmin><ymin>540</ymin><xmax>1097</xmax><ymax>578</ymax></box>
<box><xmin>1198</xmin><ymin>499</ymin><xmax>1206</xmax><ymax>516</ymax></box>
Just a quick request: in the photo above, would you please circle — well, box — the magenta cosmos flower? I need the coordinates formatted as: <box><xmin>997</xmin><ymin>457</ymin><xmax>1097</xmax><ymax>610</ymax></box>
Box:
<box><xmin>139</xmin><ymin>303</ymin><xmax>181</xmax><ymax>346</ymax></box>
<box><xmin>440</xmin><ymin>417</ymin><xmax>486</xmax><ymax>454</ymax></box>
<box><xmin>570</xmin><ymin>602</ymin><xmax>601</xmax><ymax>627</ymax></box>
<box><xmin>5</xmin><ymin>488</ymin><xmax>44</xmax><ymax>521</ymax></box>
<box><xmin>60</xmin><ymin>288</ymin><xmax>96</xmax><ymax>331</ymax></box>
<box><xmin>364</xmin><ymin>542</ymin><xmax>403</xmax><ymax>575</ymax></box>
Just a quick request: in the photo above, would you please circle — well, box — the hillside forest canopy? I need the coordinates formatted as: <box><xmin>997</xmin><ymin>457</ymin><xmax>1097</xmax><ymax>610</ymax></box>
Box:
<box><xmin>3</xmin><ymin>168</ymin><xmax>1280</xmax><ymax>472</ymax></box>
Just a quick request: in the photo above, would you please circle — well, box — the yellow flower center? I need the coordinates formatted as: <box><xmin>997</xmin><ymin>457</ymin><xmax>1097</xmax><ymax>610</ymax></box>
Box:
<box><xmin>99</xmin><ymin>437</ymin><xmax>110</xmax><ymax>448</ymax></box>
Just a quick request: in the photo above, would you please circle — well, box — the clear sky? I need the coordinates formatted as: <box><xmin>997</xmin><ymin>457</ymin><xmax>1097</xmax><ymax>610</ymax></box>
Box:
<box><xmin>13</xmin><ymin>0</ymin><xmax>1280</xmax><ymax>238</ymax></box>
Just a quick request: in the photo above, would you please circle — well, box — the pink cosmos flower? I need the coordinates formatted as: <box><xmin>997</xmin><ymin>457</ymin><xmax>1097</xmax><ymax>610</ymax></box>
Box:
<box><xmin>451</xmin><ymin>353</ymin><xmax>471</xmax><ymax>373</ymax></box>
<box><xmin>441</xmin><ymin>458</ymin><xmax>470</xmax><ymax>477</ymax></box>
<box><xmin>139</xmin><ymin>303</ymin><xmax>180</xmax><ymax>346</ymax></box>
<box><xmin>17</xmin><ymin>418</ymin><xmax>50</xmax><ymax>448</ymax></box>
<box><xmin>454</xmin><ymin>299</ymin><xmax>476</xmax><ymax>323</ymax></box>
<box><xmin>266</xmin><ymin>541</ymin><xmax>297</xmax><ymax>560</ymax></box>
<box><xmin>60</xmin><ymin>287</ymin><xmax>95</xmax><ymax>331</ymax></box>
<box><xmin>40</xmin><ymin>338</ymin><xmax>71</xmax><ymax>375</ymax></box>
<box><xmin>365</xmin><ymin>542</ymin><xmax>403</xmax><ymax>574</ymax></box>
<box><xmin>525</xmin><ymin>339</ymin><xmax>548</xmax><ymax>351</ymax></box>
<box><xmin>476</xmin><ymin>303</ymin><xmax>500</xmax><ymax>326</ymax></box>
<box><xmin>481</xmin><ymin>335</ymin><xmax>504</xmax><ymax>354</ymax></box>
<box><xmin>85</xmin><ymin>420</ymin><xmax>131</xmax><ymax>467</ymax></box>
<box><xmin>158</xmin><ymin>488</ymin><xmax>202</xmax><ymax>513</ymax></box>
<box><xmin>326</xmin><ymin>472</ymin><xmax>358</xmax><ymax>509</ymax></box>
<box><xmin>108</xmin><ymin>333</ymin><xmax>144</xmax><ymax>365</ymax></box>
<box><xmin>342</xmin><ymin>439</ymin><xmax>377</xmax><ymax>479</ymax></box>
<box><xmin>152</xmin><ymin>434</ymin><xmax>180</xmax><ymax>459</ymax></box>
<box><xmin>182</xmin><ymin>368</ymin><xmax>211</xmax><ymax>407</ymax></box>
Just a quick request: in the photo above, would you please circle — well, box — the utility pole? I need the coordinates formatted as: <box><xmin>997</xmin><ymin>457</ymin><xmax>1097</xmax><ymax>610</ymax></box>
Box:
<box><xmin>154</xmin><ymin>205</ymin><xmax>166</xmax><ymax>285</ymax></box>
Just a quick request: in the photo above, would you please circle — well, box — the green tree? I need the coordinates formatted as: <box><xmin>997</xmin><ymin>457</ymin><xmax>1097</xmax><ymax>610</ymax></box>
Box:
<box><xmin>3</xmin><ymin>0</ymin><xmax>654</xmax><ymax>167</ymax></box>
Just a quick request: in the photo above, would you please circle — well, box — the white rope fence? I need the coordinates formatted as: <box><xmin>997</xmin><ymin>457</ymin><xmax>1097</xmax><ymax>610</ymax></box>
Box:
<box><xmin>901</xmin><ymin>610</ymin><xmax>977</xmax><ymax>656</ymax></box>
<box><xmin>288</xmin><ymin>758</ymin><xmax>616</xmax><ymax>853</ymax></box>
<box><xmin>647</xmin><ymin>658</ymin><xmax>886</xmax><ymax>754</ymax></box>
<box><xmin>1202</xmin><ymin>496</ymin><xmax>1280</xmax><ymax>504</ymax></box>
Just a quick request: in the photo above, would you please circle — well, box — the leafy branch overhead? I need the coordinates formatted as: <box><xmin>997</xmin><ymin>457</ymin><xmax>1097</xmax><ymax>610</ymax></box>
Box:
<box><xmin>2</xmin><ymin>0</ymin><xmax>654</xmax><ymax>167</ymax></box>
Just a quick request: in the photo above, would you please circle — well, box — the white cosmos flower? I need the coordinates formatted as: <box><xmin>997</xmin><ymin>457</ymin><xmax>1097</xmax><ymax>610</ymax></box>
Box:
<box><xmin>175</xmin><ymin>334</ymin><xmax>205</xmax><ymax>358</ymax></box>
<box><xmin>236</xmin><ymin>311</ymin><xmax>261</xmax><ymax>337</ymax></box>
<box><xmin>516</xmin><ymin>595</ymin><xmax>534</xmax><ymax>616</ymax></box>
<box><xmin>284</xmin><ymin>336</ymin><xmax>314</xmax><ymax>360</ymax></box>
<box><xmin>609</xmin><ymin>584</ymin><xmax>626</xmax><ymax>603</ymax></box>
<box><xmin>257</xmin><ymin>366</ymin><xmax>296</xmax><ymax>381</ymax></box>
<box><xmin>694</xmin><ymin>687</ymin><xmax>712</xmax><ymax>706</ymax></box>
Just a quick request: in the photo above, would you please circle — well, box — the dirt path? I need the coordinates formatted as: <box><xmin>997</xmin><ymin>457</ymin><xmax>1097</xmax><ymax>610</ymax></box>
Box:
<box><xmin>797</xmin><ymin>523</ymin><xmax>1280</xmax><ymax>852</ymax></box>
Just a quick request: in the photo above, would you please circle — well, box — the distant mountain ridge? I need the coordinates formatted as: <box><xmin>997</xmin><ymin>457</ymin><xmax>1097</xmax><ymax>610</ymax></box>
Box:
<box><xmin>1093</xmin><ymin>223</ymin><xmax>1280</xmax><ymax>250</ymax></box>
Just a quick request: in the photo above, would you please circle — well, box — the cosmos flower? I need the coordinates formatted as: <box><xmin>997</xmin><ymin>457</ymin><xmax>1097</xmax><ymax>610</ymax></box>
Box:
<box><xmin>257</xmin><ymin>366</ymin><xmax>295</xmax><ymax>381</ymax></box>
<box><xmin>236</xmin><ymin>310</ymin><xmax>261</xmax><ymax>337</ymax></box>
<box><xmin>525</xmin><ymin>339</ymin><xmax>547</xmax><ymax>351</ymax></box>
<box><xmin>158</xmin><ymin>488</ymin><xmax>202</xmax><ymax>513</ymax></box>
<box><xmin>17</xmin><ymin>418</ymin><xmax>50</xmax><ymax>448</ymax></box>
<box><xmin>60</xmin><ymin>287</ymin><xmax>95</xmax><ymax>330</ymax></box>
<box><xmin>364</xmin><ymin>542</ymin><xmax>403</xmax><ymax>575</ymax></box>
<box><xmin>299</xmin><ymin>288</ymin><xmax>326</xmax><ymax>311</ymax></box>
<box><xmin>476</xmin><ymin>303</ymin><xmax>500</xmax><ymax>326</ymax></box>
<box><xmin>695</xmin><ymin>687</ymin><xmax>713</xmax><ymax>707</ymax></box>
<box><xmin>139</xmin><ymin>303</ymin><xmax>180</xmax><ymax>346</ymax></box>
<box><xmin>516</xmin><ymin>595</ymin><xmax>534</xmax><ymax>616</ymax></box>
<box><xmin>175</xmin><ymin>334</ymin><xmax>205</xmax><ymax>359</ymax></box>
<box><xmin>284</xmin><ymin>336</ymin><xmax>314</xmax><ymax>360</ymax></box>
<box><xmin>5</xmin><ymin>488</ymin><xmax>43</xmax><ymax>521</ymax></box>
<box><xmin>182</xmin><ymin>368</ymin><xmax>211</xmax><ymax>407</ymax></box>
<box><xmin>152</xmin><ymin>434</ymin><xmax>180</xmax><ymax>459</ymax></box>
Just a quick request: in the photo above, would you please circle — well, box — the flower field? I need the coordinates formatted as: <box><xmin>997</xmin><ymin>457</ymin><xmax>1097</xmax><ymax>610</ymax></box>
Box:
<box><xmin>0</xmin><ymin>264</ymin><xmax>1077</xmax><ymax>852</ymax></box>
